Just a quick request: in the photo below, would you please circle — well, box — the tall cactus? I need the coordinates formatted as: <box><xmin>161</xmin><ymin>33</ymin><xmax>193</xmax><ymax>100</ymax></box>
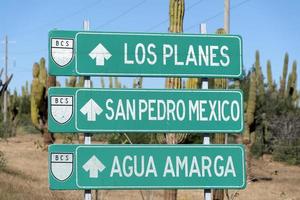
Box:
<box><xmin>31</xmin><ymin>62</ymin><xmax>44</xmax><ymax>129</ymax></box>
<box><xmin>20</xmin><ymin>81</ymin><xmax>30</xmax><ymax>114</ymax></box>
<box><xmin>168</xmin><ymin>0</ymin><xmax>184</xmax><ymax>33</ymax></box>
<box><xmin>164</xmin><ymin>1</ymin><xmax>185</xmax><ymax>199</ymax></box>
<box><xmin>76</xmin><ymin>77</ymin><xmax>85</xmax><ymax>87</ymax></box>
<box><xmin>114</xmin><ymin>77</ymin><xmax>122</xmax><ymax>88</ymax></box>
<box><xmin>109</xmin><ymin>77</ymin><xmax>113</xmax><ymax>88</ymax></box>
<box><xmin>158</xmin><ymin>77</ymin><xmax>187</xmax><ymax>145</ymax></box>
<box><xmin>31</xmin><ymin>58</ymin><xmax>56</xmax><ymax>146</ymax></box>
<box><xmin>213</xmin><ymin>77</ymin><xmax>227</xmax><ymax>200</ymax></box>
<box><xmin>243</xmin><ymin>71</ymin><xmax>257</xmax><ymax>180</ymax></box>
<box><xmin>164</xmin><ymin>0</ymin><xmax>186</xmax><ymax>146</ymax></box>
<box><xmin>212</xmin><ymin>28</ymin><xmax>227</xmax><ymax>200</ymax></box>
<box><xmin>65</xmin><ymin>76</ymin><xmax>77</xmax><ymax>87</ymax></box>
<box><xmin>288</xmin><ymin>61</ymin><xmax>298</xmax><ymax>102</ymax></box>
<box><xmin>100</xmin><ymin>77</ymin><xmax>105</xmax><ymax>88</ymax></box>
<box><xmin>279</xmin><ymin>53</ymin><xmax>289</xmax><ymax>97</ymax></box>
<box><xmin>286</xmin><ymin>74</ymin><xmax>292</xmax><ymax>97</ymax></box>
<box><xmin>137</xmin><ymin>77</ymin><xmax>143</xmax><ymax>88</ymax></box>
<box><xmin>39</xmin><ymin>58</ymin><xmax>47</xmax><ymax>86</ymax></box>
<box><xmin>8</xmin><ymin>89</ymin><xmax>19</xmax><ymax>136</ymax></box>
<box><xmin>133</xmin><ymin>79</ymin><xmax>137</xmax><ymax>88</ymax></box>
<box><xmin>255</xmin><ymin>51</ymin><xmax>265</xmax><ymax>101</ymax></box>
<box><xmin>267</xmin><ymin>60</ymin><xmax>274</xmax><ymax>92</ymax></box>
<box><xmin>186</xmin><ymin>78</ymin><xmax>200</xmax><ymax>89</ymax></box>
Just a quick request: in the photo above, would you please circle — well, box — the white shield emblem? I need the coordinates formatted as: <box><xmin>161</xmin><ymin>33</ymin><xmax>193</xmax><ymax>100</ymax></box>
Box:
<box><xmin>51</xmin><ymin>96</ymin><xmax>73</xmax><ymax>124</ymax></box>
<box><xmin>51</xmin><ymin>38</ymin><xmax>74</xmax><ymax>67</ymax></box>
<box><xmin>51</xmin><ymin>153</ymin><xmax>73</xmax><ymax>181</ymax></box>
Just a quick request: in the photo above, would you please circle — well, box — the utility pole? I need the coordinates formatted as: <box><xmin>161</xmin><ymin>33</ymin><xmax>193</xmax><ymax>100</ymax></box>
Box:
<box><xmin>224</xmin><ymin>3</ymin><xmax>230</xmax><ymax>200</ymax></box>
<box><xmin>2</xmin><ymin>35</ymin><xmax>15</xmax><ymax>123</ymax></box>
<box><xmin>224</xmin><ymin>0</ymin><xmax>230</xmax><ymax>34</ymax></box>
<box><xmin>3</xmin><ymin>35</ymin><xmax>8</xmax><ymax>123</ymax></box>
<box><xmin>224</xmin><ymin>0</ymin><xmax>230</xmax><ymax>145</ymax></box>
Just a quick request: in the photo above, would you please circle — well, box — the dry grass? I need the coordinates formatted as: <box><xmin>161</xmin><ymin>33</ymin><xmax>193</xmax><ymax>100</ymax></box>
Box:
<box><xmin>0</xmin><ymin>133</ymin><xmax>300</xmax><ymax>200</ymax></box>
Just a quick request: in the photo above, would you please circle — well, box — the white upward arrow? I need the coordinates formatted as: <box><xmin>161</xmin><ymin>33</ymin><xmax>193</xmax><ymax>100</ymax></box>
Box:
<box><xmin>80</xmin><ymin>99</ymin><xmax>103</xmax><ymax>121</ymax></box>
<box><xmin>89</xmin><ymin>43</ymin><xmax>112</xmax><ymax>66</ymax></box>
<box><xmin>82</xmin><ymin>155</ymin><xmax>106</xmax><ymax>178</ymax></box>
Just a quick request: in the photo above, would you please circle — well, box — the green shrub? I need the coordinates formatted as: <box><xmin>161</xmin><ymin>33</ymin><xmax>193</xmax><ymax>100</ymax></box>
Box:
<box><xmin>273</xmin><ymin>140</ymin><xmax>300</xmax><ymax>165</ymax></box>
<box><xmin>0</xmin><ymin>121</ymin><xmax>13</xmax><ymax>138</ymax></box>
<box><xmin>0</xmin><ymin>151</ymin><xmax>7</xmax><ymax>170</ymax></box>
<box><xmin>108</xmin><ymin>133</ymin><xmax>156</xmax><ymax>144</ymax></box>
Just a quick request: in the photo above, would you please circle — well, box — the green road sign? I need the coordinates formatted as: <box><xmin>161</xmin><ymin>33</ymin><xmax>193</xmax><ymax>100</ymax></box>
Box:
<box><xmin>48</xmin><ymin>88</ymin><xmax>244</xmax><ymax>133</ymax></box>
<box><xmin>49</xmin><ymin>30</ymin><xmax>242</xmax><ymax>78</ymax></box>
<box><xmin>49</xmin><ymin>144</ymin><xmax>246</xmax><ymax>190</ymax></box>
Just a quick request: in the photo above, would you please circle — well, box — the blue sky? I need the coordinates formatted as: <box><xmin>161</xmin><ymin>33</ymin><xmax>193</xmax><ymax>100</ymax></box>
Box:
<box><xmin>1</xmin><ymin>0</ymin><xmax>300</xmax><ymax>92</ymax></box>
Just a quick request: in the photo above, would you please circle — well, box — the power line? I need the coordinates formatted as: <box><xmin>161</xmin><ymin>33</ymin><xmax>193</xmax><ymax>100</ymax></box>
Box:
<box><xmin>95</xmin><ymin>0</ymin><xmax>147</xmax><ymax>30</ymax></box>
<box><xmin>146</xmin><ymin>0</ymin><xmax>205</xmax><ymax>32</ymax></box>
<box><xmin>185</xmin><ymin>0</ymin><xmax>251</xmax><ymax>31</ymax></box>
<box><xmin>11</xmin><ymin>0</ymin><xmax>103</xmax><ymax>37</ymax></box>
<box><xmin>9</xmin><ymin>49</ymin><xmax>47</xmax><ymax>55</ymax></box>
<box><xmin>50</xmin><ymin>0</ymin><xmax>103</xmax><ymax>26</ymax></box>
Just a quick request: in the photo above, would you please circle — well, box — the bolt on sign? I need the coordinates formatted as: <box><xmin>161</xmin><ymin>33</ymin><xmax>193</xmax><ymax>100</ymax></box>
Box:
<box><xmin>49</xmin><ymin>31</ymin><xmax>242</xmax><ymax>78</ymax></box>
<box><xmin>48</xmin><ymin>88</ymin><xmax>244</xmax><ymax>133</ymax></box>
<box><xmin>49</xmin><ymin>144</ymin><xmax>246</xmax><ymax>190</ymax></box>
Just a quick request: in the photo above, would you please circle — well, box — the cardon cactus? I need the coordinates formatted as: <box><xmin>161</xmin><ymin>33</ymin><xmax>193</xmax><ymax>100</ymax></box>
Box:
<box><xmin>168</xmin><ymin>0</ymin><xmax>184</xmax><ymax>33</ymax></box>
<box><xmin>164</xmin><ymin>1</ymin><xmax>185</xmax><ymax>199</ymax></box>
<box><xmin>213</xmin><ymin>28</ymin><xmax>227</xmax><ymax>200</ymax></box>
<box><xmin>255</xmin><ymin>51</ymin><xmax>265</xmax><ymax>101</ymax></box>
<box><xmin>9</xmin><ymin>90</ymin><xmax>18</xmax><ymax>120</ymax></box>
<box><xmin>39</xmin><ymin>58</ymin><xmax>47</xmax><ymax>86</ymax></box>
<box><xmin>279</xmin><ymin>53</ymin><xmax>289</xmax><ymax>96</ymax></box>
<box><xmin>213</xmin><ymin>27</ymin><xmax>228</xmax><ymax>145</ymax></box>
<box><xmin>267</xmin><ymin>60</ymin><xmax>274</xmax><ymax>92</ymax></box>
<box><xmin>160</xmin><ymin>78</ymin><xmax>187</xmax><ymax>145</ymax></box>
<box><xmin>244</xmin><ymin>71</ymin><xmax>256</xmax><ymax>143</ymax></box>
<box><xmin>31</xmin><ymin>58</ymin><xmax>56</xmax><ymax>146</ymax></box>
<box><xmin>137</xmin><ymin>77</ymin><xmax>143</xmax><ymax>88</ymax></box>
<box><xmin>101</xmin><ymin>77</ymin><xmax>105</xmax><ymax>88</ymax></box>
<box><xmin>289</xmin><ymin>61</ymin><xmax>298</xmax><ymax>102</ymax></box>
<box><xmin>186</xmin><ymin>78</ymin><xmax>200</xmax><ymax>89</ymax></box>
<box><xmin>66</xmin><ymin>76</ymin><xmax>77</xmax><ymax>87</ymax></box>
<box><xmin>8</xmin><ymin>89</ymin><xmax>19</xmax><ymax>136</ymax></box>
<box><xmin>31</xmin><ymin>62</ymin><xmax>45</xmax><ymax>129</ymax></box>
<box><xmin>164</xmin><ymin>0</ymin><xmax>186</xmax><ymax>146</ymax></box>
<box><xmin>158</xmin><ymin>77</ymin><xmax>187</xmax><ymax>145</ymax></box>
<box><xmin>133</xmin><ymin>77</ymin><xmax>143</xmax><ymax>89</ymax></box>
<box><xmin>213</xmin><ymin>78</ymin><xmax>227</xmax><ymax>144</ymax></box>
<box><xmin>76</xmin><ymin>77</ymin><xmax>85</xmax><ymax>87</ymax></box>
<box><xmin>114</xmin><ymin>77</ymin><xmax>122</xmax><ymax>88</ymax></box>
<box><xmin>109</xmin><ymin>77</ymin><xmax>113</xmax><ymax>88</ymax></box>
<box><xmin>243</xmin><ymin>71</ymin><xmax>257</xmax><ymax>181</ymax></box>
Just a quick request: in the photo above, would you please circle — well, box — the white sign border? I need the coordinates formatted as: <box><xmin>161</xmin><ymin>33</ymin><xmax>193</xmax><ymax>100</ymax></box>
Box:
<box><xmin>74</xmin><ymin>32</ymin><xmax>243</xmax><ymax>78</ymax></box>
<box><xmin>75</xmin><ymin>145</ymin><xmax>246</xmax><ymax>189</ymax></box>
<box><xmin>74</xmin><ymin>89</ymin><xmax>244</xmax><ymax>133</ymax></box>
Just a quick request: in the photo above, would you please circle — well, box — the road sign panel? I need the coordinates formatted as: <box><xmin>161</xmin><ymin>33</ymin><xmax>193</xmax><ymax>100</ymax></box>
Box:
<box><xmin>49</xmin><ymin>31</ymin><xmax>243</xmax><ymax>78</ymax></box>
<box><xmin>48</xmin><ymin>88</ymin><xmax>244</xmax><ymax>133</ymax></box>
<box><xmin>49</xmin><ymin>144</ymin><xmax>246</xmax><ymax>190</ymax></box>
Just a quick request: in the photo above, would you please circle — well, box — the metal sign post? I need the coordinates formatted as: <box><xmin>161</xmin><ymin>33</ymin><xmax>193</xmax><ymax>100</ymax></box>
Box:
<box><xmin>83</xmin><ymin>19</ymin><xmax>92</xmax><ymax>200</ymax></box>
<box><xmin>201</xmin><ymin>23</ymin><xmax>211</xmax><ymax>200</ymax></box>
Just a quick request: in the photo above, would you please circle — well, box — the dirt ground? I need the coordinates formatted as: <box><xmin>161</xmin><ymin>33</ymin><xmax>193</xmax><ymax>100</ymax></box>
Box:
<box><xmin>0</xmin><ymin>133</ymin><xmax>299</xmax><ymax>200</ymax></box>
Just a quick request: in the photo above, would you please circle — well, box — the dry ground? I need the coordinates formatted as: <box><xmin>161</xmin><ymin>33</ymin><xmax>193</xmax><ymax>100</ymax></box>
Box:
<box><xmin>0</xmin><ymin>133</ymin><xmax>299</xmax><ymax>200</ymax></box>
